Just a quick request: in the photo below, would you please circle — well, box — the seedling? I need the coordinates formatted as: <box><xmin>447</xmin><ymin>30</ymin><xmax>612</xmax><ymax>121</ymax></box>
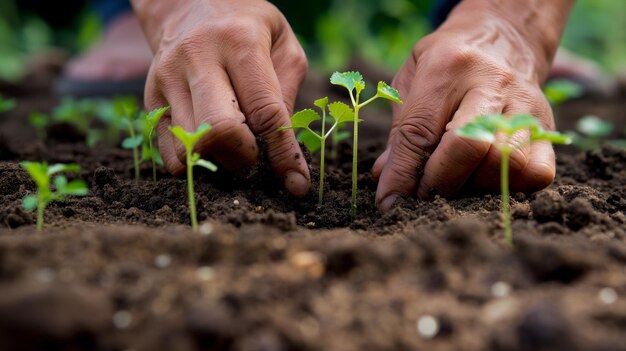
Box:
<box><xmin>28</xmin><ymin>112</ymin><xmax>50</xmax><ymax>139</ymax></box>
<box><xmin>570</xmin><ymin>115</ymin><xmax>614</xmax><ymax>150</ymax></box>
<box><xmin>543</xmin><ymin>79</ymin><xmax>583</xmax><ymax>106</ymax></box>
<box><xmin>280</xmin><ymin>97</ymin><xmax>355</xmax><ymax>204</ymax></box>
<box><xmin>117</xmin><ymin>99</ymin><xmax>142</xmax><ymax>181</ymax></box>
<box><xmin>456</xmin><ymin>114</ymin><xmax>572</xmax><ymax>245</ymax></box>
<box><xmin>141</xmin><ymin>106</ymin><xmax>170</xmax><ymax>183</ymax></box>
<box><xmin>330</xmin><ymin>71</ymin><xmax>403</xmax><ymax>216</ymax></box>
<box><xmin>20</xmin><ymin>162</ymin><xmax>88</xmax><ymax>231</ymax></box>
<box><xmin>0</xmin><ymin>95</ymin><xmax>16</xmax><ymax>112</ymax></box>
<box><xmin>52</xmin><ymin>97</ymin><xmax>97</xmax><ymax>132</ymax></box>
<box><xmin>169</xmin><ymin>123</ymin><xmax>217</xmax><ymax>231</ymax></box>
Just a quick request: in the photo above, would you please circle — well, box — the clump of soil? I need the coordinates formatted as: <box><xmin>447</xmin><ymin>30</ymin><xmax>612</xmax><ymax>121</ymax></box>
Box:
<box><xmin>0</xmin><ymin>78</ymin><xmax>625</xmax><ymax>350</ymax></box>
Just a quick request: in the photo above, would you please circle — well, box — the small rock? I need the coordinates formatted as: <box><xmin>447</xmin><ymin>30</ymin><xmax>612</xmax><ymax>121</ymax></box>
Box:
<box><xmin>233</xmin><ymin>199</ymin><xmax>240</xmax><ymax>206</ymax></box>
<box><xmin>565</xmin><ymin>197</ymin><xmax>595</xmax><ymax>230</ymax></box>
<box><xmin>154</xmin><ymin>255</ymin><xmax>172</xmax><ymax>269</ymax></box>
<box><xmin>255</xmin><ymin>206</ymin><xmax>263</xmax><ymax>213</ymax></box>
<box><xmin>290</xmin><ymin>251</ymin><xmax>324</xmax><ymax>278</ymax></box>
<box><xmin>199</xmin><ymin>222</ymin><xmax>214</xmax><ymax>236</ymax></box>
<box><xmin>531</xmin><ymin>190</ymin><xmax>564</xmax><ymax>223</ymax></box>
<box><xmin>196</xmin><ymin>267</ymin><xmax>215</xmax><ymax>282</ymax></box>
<box><xmin>416</xmin><ymin>315</ymin><xmax>439</xmax><ymax>339</ymax></box>
<box><xmin>491</xmin><ymin>281</ymin><xmax>511</xmax><ymax>298</ymax></box>
<box><xmin>306</xmin><ymin>221</ymin><xmax>316</xmax><ymax>228</ymax></box>
<box><xmin>598</xmin><ymin>287</ymin><xmax>618</xmax><ymax>305</ymax></box>
<box><xmin>112</xmin><ymin>310</ymin><xmax>132</xmax><ymax>329</ymax></box>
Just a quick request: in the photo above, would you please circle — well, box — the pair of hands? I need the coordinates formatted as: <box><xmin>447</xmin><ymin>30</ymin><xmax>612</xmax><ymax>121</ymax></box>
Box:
<box><xmin>131</xmin><ymin>0</ymin><xmax>573</xmax><ymax>212</ymax></box>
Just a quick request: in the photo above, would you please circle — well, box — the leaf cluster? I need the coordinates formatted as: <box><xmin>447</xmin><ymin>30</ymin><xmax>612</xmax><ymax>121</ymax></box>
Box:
<box><xmin>21</xmin><ymin>162</ymin><xmax>88</xmax><ymax>212</ymax></box>
<box><xmin>169</xmin><ymin>123</ymin><xmax>217</xmax><ymax>172</ymax></box>
<box><xmin>0</xmin><ymin>94</ymin><xmax>16</xmax><ymax>113</ymax></box>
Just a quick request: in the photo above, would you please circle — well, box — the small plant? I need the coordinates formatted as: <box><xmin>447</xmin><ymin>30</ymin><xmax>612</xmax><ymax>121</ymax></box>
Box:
<box><xmin>0</xmin><ymin>95</ymin><xmax>16</xmax><ymax>113</ymax></box>
<box><xmin>141</xmin><ymin>106</ymin><xmax>170</xmax><ymax>183</ymax></box>
<box><xmin>117</xmin><ymin>99</ymin><xmax>142</xmax><ymax>181</ymax></box>
<box><xmin>330</xmin><ymin>71</ymin><xmax>403</xmax><ymax>216</ymax></box>
<box><xmin>28</xmin><ymin>112</ymin><xmax>50</xmax><ymax>140</ymax></box>
<box><xmin>169</xmin><ymin>123</ymin><xmax>217</xmax><ymax>231</ymax></box>
<box><xmin>280</xmin><ymin>97</ymin><xmax>355</xmax><ymax>204</ymax></box>
<box><xmin>570</xmin><ymin>115</ymin><xmax>614</xmax><ymax>150</ymax></box>
<box><xmin>456</xmin><ymin>114</ymin><xmax>572</xmax><ymax>245</ymax></box>
<box><xmin>21</xmin><ymin>162</ymin><xmax>88</xmax><ymax>231</ymax></box>
<box><xmin>543</xmin><ymin>79</ymin><xmax>583</xmax><ymax>106</ymax></box>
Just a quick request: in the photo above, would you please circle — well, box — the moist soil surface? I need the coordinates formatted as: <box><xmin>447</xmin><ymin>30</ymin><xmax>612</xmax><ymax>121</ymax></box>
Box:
<box><xmin>1</xmin><ymin>73</ymin><xmax>626</xmax><ymax>351</ymax></box>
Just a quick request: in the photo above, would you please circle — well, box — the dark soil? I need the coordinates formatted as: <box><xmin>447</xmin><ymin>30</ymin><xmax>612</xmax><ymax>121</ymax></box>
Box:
<box><xmin>0</xmin><ymin>72</ymin><xmax>625</xmax><ymax>351</ymax></box>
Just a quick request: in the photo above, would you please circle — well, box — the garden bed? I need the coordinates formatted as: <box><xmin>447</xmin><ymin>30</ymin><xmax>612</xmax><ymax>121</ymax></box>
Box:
<box><xmin>0</xmin><ymin>76</ymin><xmax>625</xmax><ymax>351</ymax></box>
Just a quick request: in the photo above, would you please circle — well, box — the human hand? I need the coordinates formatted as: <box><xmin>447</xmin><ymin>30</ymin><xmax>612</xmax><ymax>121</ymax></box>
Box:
<box><xmin>372</xmin><ymin>0</ymin><xmax>574</xmax><ymax>211</ymax></box>
<box><xmin>131</xmin><ymin>0</ymin><xmax>310</xmax><ymax>196</ymax></box>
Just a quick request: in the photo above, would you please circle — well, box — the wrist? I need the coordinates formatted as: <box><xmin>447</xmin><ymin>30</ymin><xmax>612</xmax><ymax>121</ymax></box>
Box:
<box><xmin>444</xmin><ymin>0</ymin><xmax>574</xmax><ymax>82</ymax></box>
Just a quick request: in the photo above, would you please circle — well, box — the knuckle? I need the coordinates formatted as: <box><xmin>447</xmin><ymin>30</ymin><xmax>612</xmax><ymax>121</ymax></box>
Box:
<box><xmin>247</xmin><ymin>99</ymin><xmax>285</xmax><ymax>135</ymax></box>
<box><xmin>450</xmin><ymin>132</ymin><xmax>491</xmax><ymax>160</ymax></box>
<box><xmin>211</xmin><ymin>19</ymin><xmax>261</xmax><ymax>48</ymax></box>
<box><xmin>396</xmin><ymin>118</ymin><xmax>440</xmax><ymax>157</ymax></box>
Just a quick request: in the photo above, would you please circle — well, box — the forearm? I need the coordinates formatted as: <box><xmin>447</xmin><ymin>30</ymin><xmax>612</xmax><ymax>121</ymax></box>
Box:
<box><xmin>445</xmin><ymin>0</ymin><xmax>574</xmax><ymax>82</ymax></box>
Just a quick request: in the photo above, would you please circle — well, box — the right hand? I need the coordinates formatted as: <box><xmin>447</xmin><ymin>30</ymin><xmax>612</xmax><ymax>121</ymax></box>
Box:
<box><xmin>132</xmin><ymin>0</ymin><xmax>311</xmax><ymax>197</ymax></box>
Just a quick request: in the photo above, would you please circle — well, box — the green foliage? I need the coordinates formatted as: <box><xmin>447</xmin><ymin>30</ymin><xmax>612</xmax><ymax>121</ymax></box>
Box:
<box><xmin>543</xmin><ymin>79</ymin><xmax>584</xmax><ymax>106</ymax></box>
<box><xmin>456</xmin><ymin>114</ymin><xmax>571</xmax><ymax>245</ymax></box>
<box><xmin>169</xmin><ymin>123</ymin><xmax>217</xmax><ymax>231</ymax></box>
<box><xmin>0</xmin><ymin>95</ymin><xmax>16</xmax><ymax>112</ymax></box>
<box><xmin>141</xmin><ymin>106</ymin><xmax>170</xmax><ymax>183</ymax></box>
<box><xmin>20</xmin><ymin>162</ymin><xmax>88</xmax><ymax>231</ymax></box>
<box><xmin>576</xmin><ymin>115</ymin><xmax>613</xmax><ymax>138</ymax></box>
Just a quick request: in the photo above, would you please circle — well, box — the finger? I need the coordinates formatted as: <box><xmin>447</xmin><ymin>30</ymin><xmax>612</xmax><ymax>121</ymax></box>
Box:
<box><xmin>145</xmin><ymin>65</ymin><xmax>186</xmax><ymax>175</ymax></box>
<box><xmin>271</xmin><ymin>18</ymin><xmax>308</xmax><ymax>114</ymax></box>
<box><xmin>375</xmin><ymin>69</ymin><xmax>465</xmax><ymax>212</ymax></box>
<box><xmin>227</xmin><ymin>48</ymin><xmax>311</xmax><ymax>197</ymax></box>
<box><xmin>470</xmin><ymin>99</ymin><xmax>554</xmax><ymax>192</ymax></box>
<box><xmin>186</xmin><ymin>68</ymin><xmax>259</xmax><ymax>175</ymax></box>
<box><xmin>417</xmin><ymin>88</ymin><xmax>504</xmax><ymax>199</ymax></box>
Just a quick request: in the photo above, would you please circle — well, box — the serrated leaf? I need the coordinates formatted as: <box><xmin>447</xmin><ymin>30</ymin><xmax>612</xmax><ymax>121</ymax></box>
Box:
<box><xmin>122</xmin><ymin>134</ymin><xmax>144</xmax><ymax>149</ymax></box>
<box><xmin>328</xmin><ymin>102</ymin><xmax>354</xmax><ymax>124</ymax></box>
<box><xmin>376</xmin><ymin>81</ymin><xmax>402</xmax><ymax>104</ymax></box>
<box><xmin>169</xmin><ymin>123</ymin><xmax>212</xmax><ymax>151</ymax></box>
<box><xmin>194</xmin><ymin>158</ymin><xmax>218</xmax><ymax>172</ymax></box>
<box><xmin>297</xmin><ymin>129</ymin><xmax>322</xmax><ymax>154</ymax></box>
<box><xmin>292</xmin><ymin>109</ymin><xmax>321</xmax><ymax>129</ymax></box>
<box><xmin>314</xmin><ymin>97</ymin><xmax>328</xmax><ymax>111</ymax></box>
<box><xmin>330</xmin><ymin>71</ymin><xmax>364</xmax><ymax>92</ymax></box>
<box><xmin>23</xmin><ymin>195</ymin><xmax>37</xmax><ymax>211</ymax></box>
<box><xmin>576</xmin><ymin>115</ymin><xmax>613</xmax><ymax>138</ymax></box>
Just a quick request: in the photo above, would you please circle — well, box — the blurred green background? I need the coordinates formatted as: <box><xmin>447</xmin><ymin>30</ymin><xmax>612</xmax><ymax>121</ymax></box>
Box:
<box><xmin>0</xmin><ymin>0</ymin><xmax>625</xmax><ymax>83</ymax></box>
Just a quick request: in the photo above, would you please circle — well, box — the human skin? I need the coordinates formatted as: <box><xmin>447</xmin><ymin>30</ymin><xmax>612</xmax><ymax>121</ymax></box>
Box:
<box><xmin>372</xmin><ymin>0</ymin><xmax>575</xmax><ymax>212</ymax></box>
<box><xmin>130</xmin><ymin>0</ymin><xmax>311</xmax><ymax>197</ymax></box>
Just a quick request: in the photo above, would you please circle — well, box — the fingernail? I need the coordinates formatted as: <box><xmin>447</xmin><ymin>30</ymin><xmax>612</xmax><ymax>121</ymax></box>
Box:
<box><xmin>285</xmin><ymin>171</ymin><xmax>309</xmax><ymax>198</ymax></box>
<box><xmin>379</xmin><ymin>194</ymin><xmax>399</xmax><ymax>213</ymax></box>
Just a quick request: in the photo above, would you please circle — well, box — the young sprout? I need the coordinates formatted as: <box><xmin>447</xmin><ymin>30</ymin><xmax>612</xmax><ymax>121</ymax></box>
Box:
<box><xmin>28</xmin><ymin>112</ymin><xmax>50</xmax><ymax>140</ymax></box>
<box><xmin>456</xmin><ymin>114</ymin><xmax>572</xmax><ymax>245</ymax></box>
<box><xmin>169</xmin><ymin>123</ymin><xmax>217</xmax><ymax>231</ymax></box>
<box><xmin>571</xmin><ymin>115</ymin><xmax>614</xmax><ymax>150</ymax></box>
<box><xmin>52</xmin><ymin>97</ymin><xmax>97</xmax><ymax>132</ymax></box>
<box><xmin>280</xmin><ymin>97</ymin><xmax>355</xmax><ymax>204</ymax></box>
<box><xmin>118</xmin><ymin>99</ymin><xmax>142</xmax><ymax>181</ymax></box>
<box><xmin>330</xmin><ymin>71</ymin><xmax>403</xmax><ymax>217</ymax></box>
<box><xmin>543</xmin><ymin>79</ymin><xmax>583</xmax><ymax>106</ymax></box>
<box><xmin>141</xmin><ymin>106</ymin><xmax>170</xmax><ymax>183</ymax></box>
<box><xmin>20</xmin><ymin>162</ymin><xmax>88</xmax><ymax>231</ymax></box>
<box><xmin>0</xmin><ymin>95</ymin><xmax>16</xmax><ymax>113</ymax></box>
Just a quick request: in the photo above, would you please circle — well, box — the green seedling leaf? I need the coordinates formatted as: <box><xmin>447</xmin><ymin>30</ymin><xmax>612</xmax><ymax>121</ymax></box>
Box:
<box><xmin>543</xmin><ymin>79</ymin><xmax>583</xmax><ymax>106</ymax></box>
<box><xmin>328</xmin><ymin>102</ymin><xmax>355</xmax><ymax>124</ymax></box>
<box><xmin>59</xmin><ymin>180</ymin><xmax>89</xmax><ymax>196</ymax></box>
<box><xmin>284</xmin><ymin>109</ymin><xmax>321</xmax><ymax>130</ymax></box>
<box><xmin>23</xmin><ymin>195</ymin><xmax>37</xmax><ymax>211</ymax></box>
<box><xmin>314</xmin><ymin>97</ymin><xmax>329</xmax><ymax>111</ymax></box>
<box><xmin>531</xmin><ymin>127</ymin><xmax>573</xmax><ymax>144</ymax></box>
<box><xmin>297</xmin><ymin>129</ymin><xmax>322</xmax><ymax>154</ymax></box>
<box><xmin>145</xmin><ymin>106</ymin><xmax>170</xmax><ymax>130</ymax></box>
<box><xmin>194</xmin><ymin>158</ymin><xmax>218</xmax><ymax>172</ymax></box>
<box><xmin>335</xmin><ymin>130</ymin><xmax>350</xmax><ymax>142</ymax></box>
<box><xmin>576</xmin><ymin>115</ymin><xmax>613</xmax><ymax>138</ymax></box>
<box><xmin>376</xmin><ymin>81</ymin><xmax>403</xmax><ymax>104</ymax></box>
<box><xmin>113</xmin><ymin>96</ymin><xmax>140</xmax><ymax>119</ymax></box>
<box><xmin>0</xmin><ymin>95</ymin><xmax>16</xmax><ymax>112</ymax></box>
<box><xmin>54</xmin><ymin>175</ymin><xmax>68</xmax><ymax>189</ymax></box>
<box><xmin>21</xmin><ymin>161</ymin><xmax>51</xmax><ymax>189</ymax></box>
<box><xmin>508</xmin><ymin>114</ymin><xmax>539</xmax><ymax>133</ymax></box>
<box><xmin>48</xmin><ymin>164</ymin><xmax>81</xmax><ymax>176</ymax></box>
<box><xmin>169</xmin><ymin>123</ymin><xmax>211</xmax><ymax>151</ymax></box>
<box><xmin>330</xmin><ymin>71</ymin><xmax>364</xmax><ymax>92</ymax></box>
<box><xmin>122</xmin><ymin>134</ymin><xmax>144</xmax><ymax>149</ymax></box>
<box><xmin>455</xmin><ymin>116</ymin><xmax>497</xmax><ymax>143</ymax></box>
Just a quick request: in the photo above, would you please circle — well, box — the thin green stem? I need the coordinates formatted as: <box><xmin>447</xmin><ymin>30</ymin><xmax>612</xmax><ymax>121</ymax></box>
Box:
<box><xmin>319</xmin><ymin>107</ymin><xmax>327</xmax><ymax>205</ymax></box>
<box><xmin>187</xmin><ymin>151</ymin><xmax>198</xmax><ymax>231</ymax></box>
<box><xmin>358</xmin><ymin>95</ymin><xmax>378</xmax><ymax>109</ymax></box>
<box><xmin>351</xmin><ymin>106</ymin><xmax>360</xmax><ymax>218</ymax></box>
<box><xmin>36</xmin><ymin>196</ymin><xmax>44</xmax><ymax>232</ymax></box>
<box><xmin>501</xmin><ymin>147</ymin><xmax>512</xmax><ymax>246</ymax></box>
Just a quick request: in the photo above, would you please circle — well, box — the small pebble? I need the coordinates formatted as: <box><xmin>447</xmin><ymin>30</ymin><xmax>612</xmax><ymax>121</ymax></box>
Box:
<box><xmin>598</xmin><ymin>287</ymin><xmax>618</xmax><ymax>305</ymax></box>
<box><xmin>155</xmin><ymin>254</ymin><xmax>172</xmax><ymax>269</ymax></box>
<box><xmin>290</xmin><ymin>251</ymin><xmax>324</xmax><ymax>278</ymax></box>
<box><xmin>199</xmin><ymin>222</ymin><xmax>214</xmax><ymax>236</ymax></box>
<box><xmin>255</xmin><ymin>206</ymin><xmax>263</xmax><ymax>213</ymax></box>
<box><xmin>491</xmin><ymin>281</ymin><xmax>511</xmax><ymax>298</ymax></box>
<box><xmin>196</xmin><ymin>266</ymin><xmax>215</xmax><ymax>282</ymax></box>
<box><xmin>233</xmin><ymin>199</ymin><xmax>240</xmax><ymax>206</ymax></box>
<box><xmin>306</xmin><ymin>222</ymin><xmax>316</xmax><ymax>228</ymax></box>
<box><xmin>35</xmin><ymin>268</ymin><xmax>55</xmax><ymax>283</ymax></box>
<box><xmin>416</xmin><ymin>315</ymin><xmax>439</xmax><ymax>339</ymax></box>
<box><xmin>113</xmin><ymin>310</ymin><xmax>132</xmax><ymax>329</ymax></box>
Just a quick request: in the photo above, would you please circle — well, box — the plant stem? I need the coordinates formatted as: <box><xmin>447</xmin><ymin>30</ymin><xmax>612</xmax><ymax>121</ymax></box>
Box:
<box><xmin>186</xmin><ymin>151</ymin><xmax>198</xmax><ymax>231</ymax></box>
<box><xmin>36</xmin><ymin>197</ymin><xmax>44</xmax><ymax>232</ymax></box>
<box><xmin>319</xmin><ymin>108</ymin><xmax>327</xmax><ymax>205</ymax></box>
<box><xmin>351</xmin><ymin>106</ymin><xmax>359</xmax><ymax>218</ymax></box>
<box><xmin>128</xmin><ymin>123</ymin><xmax>140</xmax><ymax>181</ymax></box>
<box><xmin>501</xmin><ymin>147</ymin><xmax>512</xmax><ymax>246</ymax></box>
<box><xmin>149</xmin><ymin>138</ymin><xmax>157</xmax><ymax>184</ymax></box>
